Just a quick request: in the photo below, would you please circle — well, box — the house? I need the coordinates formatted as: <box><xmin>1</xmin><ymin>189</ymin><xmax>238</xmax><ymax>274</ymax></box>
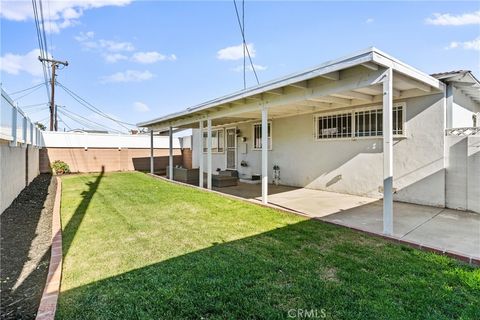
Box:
<box><xmin>138</xmin><ymin>48</ymin><xmax>480</xmax><ymax>235</ymax></box>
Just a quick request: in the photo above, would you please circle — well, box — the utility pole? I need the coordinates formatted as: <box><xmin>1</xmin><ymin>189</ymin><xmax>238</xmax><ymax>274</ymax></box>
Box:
<box><xmin>38</xmin><ymin>57</ymin><xmax>68</xmax><ymax>131</ymax></box>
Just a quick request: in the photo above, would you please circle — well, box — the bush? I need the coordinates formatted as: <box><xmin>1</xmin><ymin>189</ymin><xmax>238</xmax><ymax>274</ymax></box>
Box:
<box><xmin>51</xmin><ymin>160</ymin><xmax>71</xmax><ymax>175</ymax></box>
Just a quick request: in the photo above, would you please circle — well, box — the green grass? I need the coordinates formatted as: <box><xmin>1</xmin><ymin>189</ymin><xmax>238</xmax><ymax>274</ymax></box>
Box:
<box><xmin>57</xmin><ymin>172</ymin><xmax>479</xmax><ymax>320</ymax></box>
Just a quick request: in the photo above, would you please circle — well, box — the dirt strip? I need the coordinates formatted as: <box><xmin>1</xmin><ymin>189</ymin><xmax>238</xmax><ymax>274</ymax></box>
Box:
<box><xmin>1</xmin><ymin>174</ymin><xmax>56</xmax><ymax>320</ymax></box>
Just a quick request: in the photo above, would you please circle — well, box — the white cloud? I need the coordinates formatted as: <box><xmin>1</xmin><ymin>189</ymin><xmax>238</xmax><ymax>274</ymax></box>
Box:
<box><xmin>132</xmin><ymin>51</ymin><xmax>177</xmax><ymax>64</ymax></box>
<box><xmin>426</xmin><ymin>10</ymin><xmax>480</xmax><ymax>26</ymax></box>
<box><xmin>365</xmin><ymin>18</ymin><xmax>374</xmax><ymax>24</ymax></box>
<box><xmin>0</xmin><ymin>0</ymin><xmax>132</xmax><ymax>33</ymax></box>
<box><xmin>76</xmin><ymin>32</ymin><xmax>135</xmax><ymax>52</ymax></box>
<box><xmin>217</xmin><ymin>43</ymin><xmax>255</xmax><ymax>60</ymax></box>
<box><xmin>104</xmin><ymin>53</ymin><xmax>128</xmax><ymax>63</ymax></box>
<box><xmin>232</xmin><ymin>64</ymin><xmax>267</xmax><ymax>72</ymax></box>
<box><xmin>446</xmin><ymin>37</ymin><xmax>480</xmax><ymax>51</ymax></box>
<box><xmin>100</xmin><ymin>70</ymin><xmax>154</xmax><ymax>83</ymax></box>
<box><xmin>133</xmin><ymin>101</ymin><xmax>150</xmax><ymax>112</ymax></box>
<box><xmin>0</xmin><ymin>49</ymin><xmax>51</xmax><ymax>77</ymax></box>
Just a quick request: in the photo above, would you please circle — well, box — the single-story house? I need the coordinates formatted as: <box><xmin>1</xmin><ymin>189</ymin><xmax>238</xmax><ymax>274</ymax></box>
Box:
<box><xmin>138</xmin><ymin>47</ymin><xmax>480</xmax><ymax>235</ymax></box>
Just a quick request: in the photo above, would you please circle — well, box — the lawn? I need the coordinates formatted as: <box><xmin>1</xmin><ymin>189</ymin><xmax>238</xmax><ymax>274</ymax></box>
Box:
<box><xmin>57</xmin><ymin>172</ymin><xmax>479</xmax><ymax>320</ymax></box>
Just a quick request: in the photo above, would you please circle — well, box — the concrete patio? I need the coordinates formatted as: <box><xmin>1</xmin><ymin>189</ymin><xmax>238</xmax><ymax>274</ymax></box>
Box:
<box><xmin>214</xmin><ymin>183</ymin><xmax>480</xmax><ymax>259</ymax></box>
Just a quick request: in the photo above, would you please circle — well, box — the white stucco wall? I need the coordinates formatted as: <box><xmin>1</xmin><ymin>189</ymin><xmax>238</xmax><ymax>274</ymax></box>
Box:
<box><xmin>446</xmin><ymin>135</ymin><xmax>480</xmax><ymax>213</ymax></box>
<box><xmin>192</xmin><ymin>93</ymin><xmax>446</xmax><ymax>207</ymax></box>
<box><xmin>452</xmin><ymin>87</ymin><xmax>480</xmax><ymax>128</ymax></box>
<box><xmin>0</xmin><ymin>141</ymin><xmax>40</xmax><ymax>213</ymax></box>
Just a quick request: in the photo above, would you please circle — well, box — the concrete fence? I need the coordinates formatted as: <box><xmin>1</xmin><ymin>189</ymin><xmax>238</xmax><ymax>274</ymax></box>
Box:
<box><xmin>1</xmin><ymin>88</ymin><xmax>42</xmax><ymax>213</ymax></box>
<box><xmin>39</xmin><ymin>131</ymin><xmax>187</xmax><ymax>174</ymax></box>
<box><xmin>446</xmin><ymin>135</ymin><xmax>480</xmax><ymax>213</ymax></box>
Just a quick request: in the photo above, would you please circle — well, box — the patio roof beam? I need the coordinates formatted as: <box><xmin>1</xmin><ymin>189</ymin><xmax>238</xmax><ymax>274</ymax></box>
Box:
<box><xmin>265</xmin><ymin>88</ymin><xmax>285</xmax><ymax>96</ymax></box>
<box><xmin>310</xmin><ymin>96</ymin><xmax>352</xmax><ymax>106</ymax></box>
<box><xmin>332</xmin><ymin>90</ymin><xmax>374</xmax><ymax>102</ymax></box>
<box><xmin>320</xmin><ymin>71</ymin><xmax>340</xmax><ymax>81</ymax></box>
<box><xmin>289</xmin><ymin>80</ymin><xmax>309</xmax><ymax>89</ymax></box>
<box><xmin>395</xmin><ymin>73</ymin><xmax>432</xmax><ymax>92</ymax></box>
<box><xmin>361</xmin><ymin>62</ymin><xmax>379</xmax><ymax>71</ymax></box>
<box><xmin>148</xmin><ymin>68</ymin><xmax>387</xmax><ymax>130</ymax></box>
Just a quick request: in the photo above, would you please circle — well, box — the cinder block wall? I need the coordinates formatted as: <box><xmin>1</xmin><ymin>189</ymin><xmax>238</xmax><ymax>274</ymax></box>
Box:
<box><xmin>1</xmin><ymin>141</ymin><xmax>40</xmax><ymax>213</ymax></box>
<box><xmin>39</xmin><ymin>147</ymin><xmax>182</xmax><ymax>173</ymax></box>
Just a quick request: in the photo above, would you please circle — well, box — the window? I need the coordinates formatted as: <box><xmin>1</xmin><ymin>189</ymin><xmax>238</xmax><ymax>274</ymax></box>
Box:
<box><xmin>202</xmin><ymin>128</ymin><xmax>224</xmax><ymax>153</ymax></box>
<box><xmin>316</xmin><ymin>113</ymin><xmax>352</xmax><ymax>139</ymax></box>
<box><xmin>315</xmin><ymin>104</ymin><xmax>405</xmax><ymax>140</ymax></box>
<box><xmin>253</xmin><ymin>122</ymin><xmax>272</xmax><ymax>149</ymax></box>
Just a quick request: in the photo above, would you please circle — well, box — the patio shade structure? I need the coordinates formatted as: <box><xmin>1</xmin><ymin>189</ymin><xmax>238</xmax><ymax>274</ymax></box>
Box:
<box><xmin>139</xmin><ymin>47</ymin><xmax>445</xmax><ymax>235</ymax></box>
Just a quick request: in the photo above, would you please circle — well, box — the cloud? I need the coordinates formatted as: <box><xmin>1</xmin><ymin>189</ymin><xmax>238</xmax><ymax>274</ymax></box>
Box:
<box><xmin>76</xmin><ymin>32</ymin><xmax>135</xmax><ymax>52</ymax></box>
<box><xmin>100</xmin><ymin>70</ymin><xmax>154</xmax><ymax>83</ymax></box>
<box><xmin>217</xmin><ymin>43</ymin><xmax>255</xmax><ymax>60</ymax></box>
<box><xmin>133</xmin><ymin>101</ymin><xmax>150</xmax><ymax>112</ymax></box>
<box><xmin>0</xmin><ymin>49</ymin><xmax>51</xmax><ymax>77</ymax></box>
<box><xmin>132</xmin><ymin>52</ymin><xmax>177</xmax><ymax>64</ymax></box>
<box><xmin>426</xmin><ymin>10</ymin><xmax>480</xmax><ymax>26</ymax></box>
<box><xmin>445</xmin><ymin>37</ymin><xmax>480</xmax><ymax>51</ymax></box>
<box><xmin>104</xmin><ymin>53</ymin><xmax>128</xmax><ymax>63</ymax></box>
<box><xmin>365</xmin><ymin>18</ymin><xmax>374</xmax><ymax>24</ymax></box>
<box><xmin>232</xmin><ymin>64</ymin><xmax>267</xmax><ymax>72</ymax></box>
<box><xmin>0</xmin><ymin>0</ymin><xmax>132</xmax><ymax>33</ymax></box>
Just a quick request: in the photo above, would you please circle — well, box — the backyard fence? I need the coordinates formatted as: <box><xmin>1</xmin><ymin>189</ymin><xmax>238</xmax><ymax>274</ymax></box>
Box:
<box><xmin>1</xmin><ymin>87</ymin><xmax>43</xmax><ymax>213</ymax></box>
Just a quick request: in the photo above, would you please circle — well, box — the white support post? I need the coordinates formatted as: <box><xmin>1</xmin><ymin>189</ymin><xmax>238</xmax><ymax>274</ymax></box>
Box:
<box><xmin>150</xmin><ymin>129</ymin><xmax>154</xmax><ymax>174</ymax></box>
<box><xmin>261</xmin><ymin>105</ymin><xmax>268</xmax><ymax>204</ymax></box>
<box><xmin>30</xmin><ymin>122</ymin><xmax>33</xmax><ymax>145</ymax></box>
<box><xmin>383</xmin><ymin>68</ymin><xmax>394</xmax><ymax>235</ymax></box>
<box><xmin>198</xmin><ymin>120</ymin><xmax>204</xmax><ymax>188</ymax></box>
<box><xmin>169</xmin><ymin>126</ymin><xmax>173</xmax><ymax>180</ymax></box>
<box><xmin>22</xmin><ymin>116</ymin><xmax>27</xmax><ymax>147</ymax></box>
<box><xmin>207</xmin><ymin>118</ymin><xmax>212</xmax><ymax>190</ymax></box>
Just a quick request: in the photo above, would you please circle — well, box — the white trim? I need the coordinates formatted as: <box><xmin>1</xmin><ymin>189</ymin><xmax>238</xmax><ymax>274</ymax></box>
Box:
<box><xmin>202</xmin><ymin>128</ymin><xmax>225</xmax><ymax>154</ymax></box>
<box><xmin>252</xmin><ymin>121</ymin><xmax>272</xmax><ymax>151</ymax></box>
<box><xmin>225</xmin><ymin>127</ymin><xmax>237</xmax><ymax>170</ymax></box>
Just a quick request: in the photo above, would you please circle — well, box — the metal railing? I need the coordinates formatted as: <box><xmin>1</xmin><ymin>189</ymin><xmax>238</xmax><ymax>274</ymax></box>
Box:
<box><xmin>1</xmin><ymin>87</ymin><xmax>43</xmax><ymax>147</ymax></box>
<box><xmin>445</xmin><ymin>127</ymin><xmax>480</xmax><ymax>136</ymax></box>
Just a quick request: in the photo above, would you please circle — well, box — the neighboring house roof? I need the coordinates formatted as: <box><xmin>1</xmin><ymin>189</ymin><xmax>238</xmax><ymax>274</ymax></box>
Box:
<box><xmin>138</xmin><ymin>47</ymin><xmax>445</xmax><ymax>129</ymax></box>
<box><xmin>432</xmin><ymin>70</ymin><xmax>480</xmax><ymax>104</ymax></box>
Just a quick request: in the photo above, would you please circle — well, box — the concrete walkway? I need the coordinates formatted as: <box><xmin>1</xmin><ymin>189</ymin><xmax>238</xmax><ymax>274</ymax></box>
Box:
<box><xmin>214</xmin><ymin>183</ymin><xmax>480</xmax><ymax>259</ymax></box>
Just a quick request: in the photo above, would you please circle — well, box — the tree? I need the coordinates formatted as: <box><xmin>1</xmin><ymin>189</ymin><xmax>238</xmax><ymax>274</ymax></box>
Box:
<box><xmin>35</xmin><ymin>122</ymin><xmax>46</xmax><ymax>131</ymax></box>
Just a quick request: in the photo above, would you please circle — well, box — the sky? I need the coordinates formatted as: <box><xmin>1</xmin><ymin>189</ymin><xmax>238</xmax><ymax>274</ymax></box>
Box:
<box><xmin>1</xmin><ymin>0</ymin><xmax>479</xmax><ymax>133</ymax></box>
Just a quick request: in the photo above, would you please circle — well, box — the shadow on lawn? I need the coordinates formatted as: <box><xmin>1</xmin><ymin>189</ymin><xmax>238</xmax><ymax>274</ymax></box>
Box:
<box><xmin>62</xmin><ymin>168</ymin><xmax>104</xmax><ymax>257</ymax></box>
<box><xmin>56</xmin><ymin>218</ymin><xmax>479</xmax><ymax>320</ymax></box>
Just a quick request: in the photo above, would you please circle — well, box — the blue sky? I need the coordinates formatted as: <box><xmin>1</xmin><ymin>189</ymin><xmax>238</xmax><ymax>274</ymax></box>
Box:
<box><xmin>1</xmin><ymin>1</ymin><xmax>479</xmax><ymax>132</ymax></box>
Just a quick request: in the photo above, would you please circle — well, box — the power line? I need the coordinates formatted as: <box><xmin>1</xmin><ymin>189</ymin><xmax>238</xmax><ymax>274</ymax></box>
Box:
<box><xmin>57</xmin><ymin>113</ymin><xmax>72</xmax><ymax>131</ymax></box>
<box><xmin>57</xmin><ymin>82</ymin><xmax>136</xmax><ymax>128</ymax></box>
<box><xmin>13</xmin><ymin>84</ymin><xmax>45</xmax><ymax>101</ymax></box>
<box><xmin>22</xmin><ymin>102</ymin><xmax>49</xmax><ymax>108</ymax></box>
<box><xmin>233</xmin><ymin>0</ymin><xmax>259</xmax><ymax>86</ymax></box>
<box><xmin>61</xmin><ymin>108</ymin><xmax>124</xmax><ymax>133</ymax></box>
<box><xmin>9</xmin><ymin>82</ymin><xmax>47</xmax><ymax>95</ymax></box>
<box><xmin>31</xmin><ymin>0</ymin><xmax>50</xmax><ymax>101</ymax></box>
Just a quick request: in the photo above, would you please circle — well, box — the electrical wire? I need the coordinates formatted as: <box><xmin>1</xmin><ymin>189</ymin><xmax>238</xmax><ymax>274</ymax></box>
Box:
<box><xmin>26</xmin><ymin>107</ymin><xmax>49</xmax><ymax>115</ymax></box>
<box><xmin>59</xmin><ymin>108</ymin><xmax>125</xmax><ymax>133</ymax></box>
<box><xmin>57</xmin><ymin>82</ymin><xmax>136</xmax><ymax>128</ymax></box>
<box><xmin>9</xmin><ymin>82</ymin><xmax>47</xmax><ymax>95</ymax></box>
<box><xmin>233</xmin><ymin>0</ymin><xmax>259</xmax><ymax>85</ymax></box>
<box><xmin>31</xmin><ymin>0</ymin><xmax>51</xmax><ymax>101</ymax></box>
<box><xmin>22</xmin><ymin>102</ymin><xmax>49</xmax><ymax>108</ymax></box>
<box><xmin>13</xmin><ymin>84</ymin><xmax>45</xmax><ymax>101</ymax></box>
<box><xmin>57</xmin><ymin>113</ymin><xmax>72</xmax><ymax>131</ymax></box>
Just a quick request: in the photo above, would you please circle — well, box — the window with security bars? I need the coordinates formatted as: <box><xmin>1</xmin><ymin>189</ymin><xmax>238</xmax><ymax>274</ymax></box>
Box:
<box><xmin>315</xmin><ymin>104</ymin><xmax>405</xmax><ymax>140</ymax></box>
<box><xmin>316</xmin><ymin>113</ymin><xmax>352</xmax><ymax>139</ymax></box>
<box><xmin>202</xmin><ymin>129</ymin><xmax>224</xmax><ymax>153</ymax></box>
<box><xmin>354</xmin><ymin>105</ymin><xmax>404</xmax><ymax>137</ymax></box>
<box><xmin>253</xmin><ymin>122</ymin><xmax>272</xmax><ymax>149</ymax></box>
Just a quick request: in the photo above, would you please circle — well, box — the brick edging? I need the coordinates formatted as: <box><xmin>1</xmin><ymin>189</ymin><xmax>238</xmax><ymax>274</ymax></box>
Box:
<box><xmin>148</xmin><ymin>173</ymin><xmax>479</xmax><ymax>266</ymax></box>
<box><xmin>36</xmin><ymin>177</ymin><xmax>63</xmax><ymax>320</ymax></box>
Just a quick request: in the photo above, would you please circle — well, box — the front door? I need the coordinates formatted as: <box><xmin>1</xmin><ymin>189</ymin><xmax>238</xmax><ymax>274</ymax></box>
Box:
<box><xmin>226</xmin><ymin>127</ymin><xmax>237</xmax><ymax>170</ymax></box>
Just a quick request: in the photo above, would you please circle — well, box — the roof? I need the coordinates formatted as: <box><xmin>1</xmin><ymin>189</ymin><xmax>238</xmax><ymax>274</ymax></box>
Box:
<box><xmin>138</xmin><ymin>47</ymin><xmax>445</xmax><ymax>129</ymax></box>
<box><xmin>432</xmin><ymin>70</ymin><xmax>480</xmax><ymax>104</ymax></box>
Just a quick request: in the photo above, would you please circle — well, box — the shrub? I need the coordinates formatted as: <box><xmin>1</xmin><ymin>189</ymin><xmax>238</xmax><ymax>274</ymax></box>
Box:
<box><xmin>51</xmin><ymin>160</ymin><xmax>71</xmax><ymax>175</ymax></box>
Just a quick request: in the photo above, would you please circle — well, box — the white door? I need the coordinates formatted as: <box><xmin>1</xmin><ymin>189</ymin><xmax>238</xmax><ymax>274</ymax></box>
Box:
<box><xmin>226</xmin><ymin>127</ymin><xmax>237</xmax><ymax>170</ymax></box>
